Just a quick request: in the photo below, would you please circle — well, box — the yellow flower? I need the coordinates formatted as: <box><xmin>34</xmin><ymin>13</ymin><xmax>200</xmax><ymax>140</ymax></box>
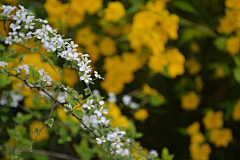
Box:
<box><xmin>215</xmin><ymin>66</ymin><xmax>225</xmax><ymax>78</ymax></box>
<box><xmin>226</xmin><ymin>36</ymin><xmax>240</xmax><ymax>56</ymax></box>
<box><xmin>190</xmin><ymin>42</ymin><xmax>200</xmax><ymax>53</ymax></box>
<box><xmin>148</xmin><ymin>53</ymin><xmax>168</xmax><ymax>73</ymax></box>
<box><xmin>181</xmin><ymin>91</ymin><xmax>200</xmax><ymax>111</ymax></box>
<box><xmin>99</xmin><ymin>37</ymin><xmax>116</xmax><ymax>56</ymax></box>
<box><xmin>195</xmin><ymin>76</ymin><xmax>204</xmax><ymax>92</ymax></box>
<box><xmin>202</xmin><ymin>111</ymin><xmax>223</xmax><ymax>130</ymax></box>
<box><xmin>111</xmin><ymin>115</ymin><xmax>129</xmax><ymax>129</ymax></box>
<box><xmin>134</xmin><ymin>109</ymin><xmax>149</xmax><ymax>121</ymax></box>
<box><xmin>63</xmin><ymin>68</ymin><xmax>78</xmax><ymax>87</ymax></box>
<box><xmin>57</xmin><ymin>107</ymin><xmax>67</xmax><ymax>122</ymax></box>
<box><xmin>232</xmin><ymin>99</ymin><xmax>240</xmax><ymax>121</ymax></box>
<box><xmin>101</xmin><ymin>1</ymin><xmax>126</xmax><ymax>24</ymax></box>
<box><xmin>75</xmin><ymin>27</ymin><xmax>98</xmax><ymax>47</ymax></box>
<box><xmin>187</xmin><ymin>121</ymin><xmax>200</xmax><ymax>136</ymax></box>
<box><xmin>209</xmin><ymin>128</ymin><xmax>233</xmax><ymax>147</ymax></box>
<box><xmin>142</xmin><ymin>84</ymin><xmax>165</xmax><ymax>102</ymax></box>
<box><xmin>190</xmin><ymin>132</ymin><xmax>205</xmax><ymax>144</ymax></box>
<box><xmin>185</xmin><ymin>57</ymin><xmax>202</xmax><ymax>75</ymax></box>
<box><xmin>189</xmin><ymin>143</ymin><xmax>212</xmax><ymax>160</ymax></box>
<box><xmin>29</xmin><ymin>121</ymin><xmax>49</xmax><ymax>142</ymax></box>
<box><xmin>106</xmin><ymin>103</ymin><xmax>121</xmax><ymax>118</ymax></box>
<box><xmin>166</xmin><ymin>48</ymin><xmax>185</xmax><ymax>78</ymax></box>
<box><xmin>226</xmin><ymin>0</ymin><xmax>240</xmax><ymax>9</ymax></box>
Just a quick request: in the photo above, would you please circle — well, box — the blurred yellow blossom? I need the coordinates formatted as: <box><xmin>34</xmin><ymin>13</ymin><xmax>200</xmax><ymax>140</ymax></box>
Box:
<box><xmin>107</xmin><ymin>103</ymin><xmax>129</xmax><ymax>129</ymax></box>
<box><xmin>232</xmin><ymin>99</ymin><xmax>240</xmax><ymax>121</ymax></box>
<box><xmin>215</xmin><ymin>66</ymin><xmax>225</xmax><ymax>78</ymax></box>
<box><xmin>185</xmin><ymin>57</ymin><xmax>202</xmax><ymax>75</ymax></box>
<box><xmin>189</xmin><ymin>143</ymin><xmax>212</xmax><ymax>160</ymax></box>
<box><xmin>181</xmin><ymin>91</ymin><xmax>200</xmax><ymax>111</ymax></box>
<box><xmin>226</xmin><ymin>36</ymin><xmax>240</xmax><ymax>56</ymax></box>
<box><xmin>187</xmin><ymin>121</ymin><xmax>200</xmax><ymax>136</ymax></box>
<box><xmin>166</xmin><ymin>48</ymin><xmax>185</xmax><ymax>78</ymax></box>
<box><xmin>209</xmin><ymin>128</ymin><xmax>233</xmax><ymax>147</ymax></box>
<box><xmin>195</xmin><ymin>76</ymin><xmax>204</xmax><ymax>92</ymax></box>
<box><xmin>101</xmin><ymin>1</ymin><xmax>126</xmax><ymax>24</ymax></box>
<box><xmin>202</xmin><ymin>111</ymin><xmax>224</xmax><ymax>130</ymax></box>
<box><xmin>190</xmin><ymin>132</ymin><xmax>205</xmax><ymax>144</ymax></box>
<box><xmin>142</xmin><ymin>84</ymin><xmax>165</xmax><ymax>102</ymax></box>
<box><xmin>148</xmin><ymin>53</ymin><xmax>168</xmax><ymax>73</ymax></box>
<box><xmin>134</xmin><ymin>109</ymin><xmax>149</xmax><ymax>121</ymax></box>
<box><xmin>190</xmin><ymin>42</ymin><xmax>200</xmax><ymax>53</ymax></box>
<box><xmin>63</xmin><ymin>68</ymin><xmax>78</xmax><ymax>87</ymax></box>
<box><xmin>29</xmin><ymin>121</ymin><xmax>49</xmax><ymax>142</ymax></box>
<box><xmin>99</xmin><ymin>37</ymin><xmax>116</xmax><ymax>56</ymax></box>
<box><xmin>101</xmin><ymin>52</ymin><xmax>145</xmax><ymax>94</ymax></box>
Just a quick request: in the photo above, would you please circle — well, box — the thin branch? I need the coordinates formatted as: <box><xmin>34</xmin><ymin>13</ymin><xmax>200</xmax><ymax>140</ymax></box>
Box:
<box><xmin>180</xmin><ymin>17</ymin><xmax>219</xmax><ymax>38</ymax></box>
<box><xmin>23</xmin><ymin>149</ymin><xmax>80</xmax><ymax>160</ymax></box>
<box><xmin>18</xmin><ymin>103</ymin><xmax>59</xmax><ymax>154</ymax></box>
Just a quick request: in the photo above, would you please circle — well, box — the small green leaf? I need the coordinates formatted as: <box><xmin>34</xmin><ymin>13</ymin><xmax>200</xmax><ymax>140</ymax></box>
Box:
<box><xmin>172</xmin><ymin>1</ymin><xmax>198</xmax><ymax>15</ymax></box>
<box><xmin>73</xmin><ymin>110</ymin><xmax>84</xmax><ymax>119</ymax></box>
<box><xmin>29</xmin><ymin>65</ymin><xmax>40</xmax><ymax>80</ymax></box>
<box><xmin>28</xmin><ymin>145</ymin><xmax>33</xmax><ymax>152</ymax></box>
<box><xmin>45</xmin><ymin>118</ymin><xmax>54</xmax><ymax>128</ymax></box>
<box><xmin>149</xmin><ymin>96</ymin><xmax>164</xmax><ymax>107</ymax></box>
<box><xmin>214</xmin><ymin>37</ymin><xmax>227</xmax><ymax>51</ymax></box>
<box><xmin>84</xmin><ymin>88</ymin><xmax>91</xmax><ymax>96</ymax></box>
<box><xmin>233</xmin><ymin>67</ymin><xmax>240</xmax><ymax>83</ymax></box>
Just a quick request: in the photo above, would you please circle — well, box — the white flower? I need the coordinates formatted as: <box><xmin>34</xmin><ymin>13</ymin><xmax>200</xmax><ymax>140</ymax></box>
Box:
<box><xmin>38</xmin><ymin>68</ymin><xmax>45</xmax><ymax>76</ymax></box>
<box><xmin>116</xmin><ymin>148</ymin><xmax>130</xmax><ymax>157</ymax></box>
<box><xmin>82</xmin><ymin>99</ymin><xmax>94</xmax><ymax>110</ymax></box>
<box><xmin>80</xmin><ymin>74</ymin><xmax>92</xmax><ymax>83</ymax></box>
<box><xmin>149</xmin><ymin>149</ymin><xmax>159</xmax><ymax>157</ymax></box>
<box><xmin>96</xmin><ymin>136</ymin><xmax>106</xmax><ymax>145</ymax></box>
<box><xmin>122</xmin><ymin>95</ymin><xmax>132</xmax><ymax>105</ymax></box>
<box><xmin>94</xmin><ymin>71</ymin><xmax>104</xmax><ymax>80</ymax></box>
<box><xmin>0</xmin><ymin>61</ymin><xmax>8</xmax><ymax>67</ymax></box>
<box><xmin>111</xmin><ymin>139</ymin><xmax>124</xmax><ymax>149</ymax></box>
<box><xmin>108</xmin><ymin>92</ymin><xmax>117</xmax><ymax>103</ymax></box>
<box><xmin>129</xmin><ymin>102</ymin><xmax>140</xmax><ymax>109</ymax></box>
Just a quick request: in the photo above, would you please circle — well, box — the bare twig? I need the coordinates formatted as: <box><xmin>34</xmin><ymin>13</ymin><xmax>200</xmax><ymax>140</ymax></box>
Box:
<box><xmin>23</xmin><ymin>149</ymin><xmax>80</xmax><ymax>160</ymax></box>
<box><xmin>18</xmin><ymin>103</ymin><xmax>59</xmax><ymax>154</ymax></box>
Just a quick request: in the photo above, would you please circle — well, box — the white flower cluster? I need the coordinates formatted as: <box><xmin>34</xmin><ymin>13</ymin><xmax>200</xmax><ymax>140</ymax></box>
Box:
<box><xmin>122</xmin><ymin>94</ymin><xmax>140</xmax><ymax>109</ymax></box>
<box><xmin>1</xmin><ymin>5</ymin><xmax>102</xmax><ymax>84</ymax></box>
<box><xmin>0</xmin><ymin>61</ymin><xmax>8</xmax><ymax>67</ymax></box>
<box><xmin>14</xmin><ymin>65</ymin><xmax>53</xmax><ymax>85</ymax></box>
<box><xmin>0</xmin><ymin>91</ymin><xmax>24</xmax><ymax>108</ymax></box>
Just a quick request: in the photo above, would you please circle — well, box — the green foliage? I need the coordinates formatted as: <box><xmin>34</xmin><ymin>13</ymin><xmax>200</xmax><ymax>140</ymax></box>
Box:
<box><xmin>73</xmin><ymin>109</ymin><xmax>84</xmax><ymax>119</ymax></box>
<box><xmin>29</xmin><ymin>65</ymin><xmax>40</xmax><ymax>80</ymax></box>
<box><xmin>44</xmin><ymin>118</ymin><xmax>54</xmax><ymax>128</ymax></box>
<box><xmin>172</xmin><ymin>1</ymin><xmax>198</xmax><ymax>15</ymax></box>
<box><xmin>160</xmin><ymin>147</ymin><xmax>174</xmax><ymax>160</ymax></box>
<box><xmin>73</xmin><ymin>139</ymin><xmax>95</xmax><ymax>160</ymax></box>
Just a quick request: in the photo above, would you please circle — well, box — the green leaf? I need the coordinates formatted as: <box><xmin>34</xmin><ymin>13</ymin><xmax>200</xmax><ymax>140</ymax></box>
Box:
<box><xmin>214</xmin><ymin>37</ymin><xmax>227</xmax><ymax>51</ymax></box>
<box><xmin>233</xmin><ymin>67</ymin><xmax>240</xmax><ymax>83</ymax></box>
<box><xmin>29</xmin><ymin>65</ymin><xmax>40</xmax><ymax>80</ymax></box>
<box><xmin>234</xmin><ymin>56</ymin><xmax>240</xmax><ymax>66</ymax></box>
<box><xmin>161</xmin><ymin>147</ymin><xmax>174</xmax><ymax>160</ymax></box>
<box><xmin>73</xmin><ymin>110</ymin><xmax>84</xmax><ymax>119</ymax></box>
<box><xmin>28</xmin><ymin>145</ymin><xmax>33</xmax><ymax>152</ymax></box>
<box><xmin>67</xmin><ymin>86</ymin><xmax>77</xmax><ymax>106</ymax></box>
<box><xmin>45</xmin><ymin>118</ymin><xmax>54</xmax><ymax>128</ymax></box>
<box><xmin>149</xmin><ymin>96</ymin><xmax>164</xmax><ymax>107</ymax></box>
<box><xmin>172</xmin><ymin>1</ymin><xmax>198</xmax><ymax>15</ymax></box>
<box><xmin>84</xmin><ymin>88</ymin><xmax>91</xmax><ymax>96</ymax></box>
